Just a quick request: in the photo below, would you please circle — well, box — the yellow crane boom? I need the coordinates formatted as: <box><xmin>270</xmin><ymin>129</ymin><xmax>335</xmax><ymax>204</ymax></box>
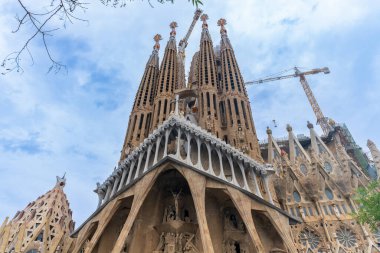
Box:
<box><xmin>177</xmin><ymin>8</ymin><xmax>203</xmax><ymax>89</ymax></box>
<box><xmin>245</xmin><ymin>67</ymin><xmax>333</xmax><ymax>135</ymax></box>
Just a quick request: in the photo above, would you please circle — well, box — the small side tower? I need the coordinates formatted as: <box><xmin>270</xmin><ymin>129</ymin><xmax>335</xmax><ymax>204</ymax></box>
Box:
<box><xmin>196</xmin><ymin>14</ymin><xmax>222</xmax><ymax>136</ymax></box>
<box><xmin>217</xmin><ymin>18</ymin><xmax>262</xmax><ymax>161</ymax></box>
<box><xmin>367</xmin><ymin>139</ymin><xmax>380</xmax><ymax>179</ymax></box>
<box><xmin>0</xmin><ymin>176</ymin><xmax>75</xmax><ymax>253</ymax></box>
<box><xmin>151</xmin><ymin>22</ymin><xmax>178</xmax><ymax>130</ymax></box>
<box><xmin>120</xmin><ymin>34</ymin><xmax>161</xmax><ymax>161</ymax></box>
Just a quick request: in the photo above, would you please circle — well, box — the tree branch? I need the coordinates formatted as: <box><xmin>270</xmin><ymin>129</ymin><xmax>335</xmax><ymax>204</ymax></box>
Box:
<box><xmin>2</xmin><ymin>0</ymin><xmax>87</xmax><ymax>74</ymax></box>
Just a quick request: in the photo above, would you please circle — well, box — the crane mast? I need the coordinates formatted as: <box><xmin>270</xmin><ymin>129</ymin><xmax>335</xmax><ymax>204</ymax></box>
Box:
<box><xmin>177</xmin><ymin>8</ymin><xmax>203</xmax><ymax>89</ymax></box>
<box><xmin>298</xmin><ymin>73</ymin><xmax>331</xmax><ymax>135</ymax></box>
<box><xmin>245</xmin><ymin>67</ymin><xmax>333</xmax><ymax>135</ymax></box>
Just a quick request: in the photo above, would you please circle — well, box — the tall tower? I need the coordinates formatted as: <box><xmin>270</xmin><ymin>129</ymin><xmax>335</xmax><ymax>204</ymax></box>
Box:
<box><xmin>196</xmin><ymin>14</ymin><xmax>222</xmax><ymax>136</ymax></box>
<box><xmin>151</xmin><ymin>22</ymin><xmax>178</xmax><ymax>130</ymax></box>
<box><xmin>0</xmin><ymin>176</ymin><xmax>75</xmax><ymax>253</ymax></box>
<box><xmin>217</xmin><ymin>18</ymin><xmax>262</xmax><ymax>161</ymax></box>
<box><xmin>367</xmin><ymin>139</ymin><xmax>380</xmax><ymax>179</ymax></box>
<box><xmin>120</xmin><ymin>34</ymin><xmax>161</xmax><ymax>161</ymax></box>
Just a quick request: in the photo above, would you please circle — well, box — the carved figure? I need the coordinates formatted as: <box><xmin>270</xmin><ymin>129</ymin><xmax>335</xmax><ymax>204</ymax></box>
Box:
<box><xmin>206</xmin><ymin>115</ymin><xmax>214</xmax><ymax>132</ymax></box>
<box><xmin>167</xmin><ymin>205</ymin><xmax>176</xmax><ymax>221</ymax></box>
<box><xmin>237</xmin><ymin>126</ymin><xmax>245</xmax><ymax>141</ymax></box>
<box><xmin>154</xmin><ymin>232</ymin><xmax>165</xmax><ymax>251</ymax></box>
<box><xmin>171</xmin><ymin>189</ymin><xmax>182</xmax><ymax>220</ymax></box>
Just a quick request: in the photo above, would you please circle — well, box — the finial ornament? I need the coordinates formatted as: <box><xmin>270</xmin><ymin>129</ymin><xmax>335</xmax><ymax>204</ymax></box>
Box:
<box><xmin>55</xmin><ymin>175</ymin><xmax>66</xmax><ymax>188</ymax></box>
<box><xmin>153</xmin><ymin>34</ymin><xmax>162</xmax><ymax>51</ymax></box>
<box><xmin>286</xmin><ymin>124</ymin><xmax>292</xmax><ymax>132</ymax></box>
<box><xmin>217</xmin><ymin>18</ymin><xmax>227</xmax><ymax>35</ymax></box>
<box><xmin>307</xmin><ymin>121</ymin><xmax>314</xmax><ymax>129</ymax></box>
<box><xmin>169</xmin><ymin>21</ymin><xmax>178</xmax><ymax>37</ymax></box>
<box><xmin>266</xmin><ymin>126</ymin><xmax>272</xmax><ymax>135</ymax></box>
<box><xmin>200</xmin><ymin>14</ymin><xmax>209</xmax><ymax>29</ymax></box>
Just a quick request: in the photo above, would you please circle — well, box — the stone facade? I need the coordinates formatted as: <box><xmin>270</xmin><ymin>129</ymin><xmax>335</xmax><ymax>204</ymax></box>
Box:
<box><xmin>261</xmin><ymin>124</ymin><xmax>380</xmax><ymax>252</ymax></box>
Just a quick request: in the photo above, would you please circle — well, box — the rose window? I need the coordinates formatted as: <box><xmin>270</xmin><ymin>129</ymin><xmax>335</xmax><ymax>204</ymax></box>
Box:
<box><xmin>336</xmin><ymin>227</ymin><xmax>357</xmax><ymax>248</ymax></box>
<box><xmin>299</xmin><ymin>228</ymin><xmax>320</xmax><ymax>249</ymax></box>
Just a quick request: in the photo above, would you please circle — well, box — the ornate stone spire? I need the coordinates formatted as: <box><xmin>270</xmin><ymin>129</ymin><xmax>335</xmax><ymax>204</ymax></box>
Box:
<box><xmin>0</xmin><ymin>177</ymin><xmax>74</xmax><ymax>253</ymax></box>
<box><xmin>196</xmin><ymin>13</ymin><xmax>221</xmax><ymax>137</ymax></box>
<box><xmin>200</xmin><ymin>14</ymin><xmax>212</xmax><ymax>42</ymax></box>
<box><xmin>120</xmin><ymin>35</ymin><xmax>161</xmax><ymax>161</ymax></box>
<box><xmin>170</xmin><ymin>21</ymin><xmax>177</xmax><ymax>37</ymax></box>
<box><xmin>200</xmin><ymin>14</ymin><xmax>208</xmax><ymax>28</ymax></box>
<box><xmin>151</xmin><ymin>23</ymin><xmax>178</xmax><ymax>130</ymax></box>
<box><xmin>167</xmin><ymin>21</ymin><xmax>178</xmax><ymax>50</ymax></box>
<box><xmin>55</xmin><ymin>174</ymin><xmax>66</xmax><ymax>188</ymax></box>
<box><xmin>218</xmin><ymin>18</ymin><xmax>232</xmax><ymax>50</ymax></box>
<box><xmin>217</xmin><ymin>18</ymin><xmax>227</xmax><ymax>34</ymax></box>
<box><xmin>367</xmin><ymin>139</ymin><xmax>380</xmax><ymax>179</ymax></box>
<box><xmin>217</xmin><ymin>18</ymin><xmax>261</xmax><ymax>161</ymax></box>
<box><xmin>153</xmin><ymin>34</ymin><xmax>162</xmax><ymax>53</ymax></box>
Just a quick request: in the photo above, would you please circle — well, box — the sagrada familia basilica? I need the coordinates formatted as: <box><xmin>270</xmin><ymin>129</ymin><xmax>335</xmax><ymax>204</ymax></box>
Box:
<box><xmin>1</xmin><ymin>9</ymin><xmax>380</xmax><ymax>253</ymax></box>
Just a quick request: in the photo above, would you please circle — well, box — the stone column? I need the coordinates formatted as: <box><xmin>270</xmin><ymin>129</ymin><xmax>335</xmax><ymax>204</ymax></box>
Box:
<box><xmin>182</xmin><ymin>168</ymin><xmax>215</xmax><ymax>253</ymax></box>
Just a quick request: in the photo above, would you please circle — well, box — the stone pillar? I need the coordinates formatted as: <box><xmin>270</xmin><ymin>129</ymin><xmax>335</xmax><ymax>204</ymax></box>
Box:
<box><xmin>227</xmin><ymin>187</ymin><xmax>265</xmax><ymax>253</ymax></box>
<box><xmin>182</xmin><ymin>168</ymin><xmax>215</xmax><ymax>253</ymax></box>
<box><xmin>111</xmin><ymin>170</ymin><xmax>159</xmax><ymax>253</ymax></box>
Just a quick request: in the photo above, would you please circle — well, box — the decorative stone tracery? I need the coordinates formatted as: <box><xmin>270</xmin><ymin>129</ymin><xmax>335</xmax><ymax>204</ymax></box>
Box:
<box><xmin>95</xmin><ymin>115</ymin><xmax>274</xmax><ymax>208</ymax></box>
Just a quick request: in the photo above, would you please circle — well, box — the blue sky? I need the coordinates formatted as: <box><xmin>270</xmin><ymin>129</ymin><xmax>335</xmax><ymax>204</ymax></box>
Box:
<box><xmin>0</xmin><ymin>0</ymin><xmax>379</xmax><ymax>226</ymax></box>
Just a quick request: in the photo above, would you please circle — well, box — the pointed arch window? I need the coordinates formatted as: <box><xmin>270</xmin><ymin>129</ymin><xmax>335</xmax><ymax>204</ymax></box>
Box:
<box><xmin>206</xmin><ymin>92</ymin><xmax>211</xmax><ymax>115</ymax></box>
<box><xmin>300</xmin><ymin>164</ymin><xmax>308</xmax><ymax>175</ymax></box>
<box><xmin>201</xmin><ymin>94</ymin><xmax>204</xmax><ymax>117</ymax></box>
<box><xmin>164</xmin><ymin>99</ymin><xmax>168</xmax><ymax>115</ymax></box>
<box><xmin>130</xmin><ymin>115</ymin><xmax>138</xmax><ymax>141</ymax></box>
<box><xmin>241</xmin><ymin>101</ymin><xmax>249</xmax><ymax>129</ymax></box>
<box><xmin>227</xmin><ymin>99</ymin><xmax>233</xmax><ymax>125</ymax></box>
<box><xmin>213</xmin><ymin>94</ymin><xmax>217</xmax><ymax>119</ymax></box>
<box><xmin>325</xmin><ymin>188</ymin><xmax>334</xmax><ymax>200</ymax></box>
<box><xmin>233</xmin><ymin>98</ymin><xmax>239</xmax><ymax>116</ymax></box>
<box><xmin>293</xmin><ymin>190</ymin><xmax>301</xmax><ymax>203</ymax></box>
<box><xmin>156</xmin><ymin>100</ymin><xmax>162</xmax><ymax>124</ymax></box>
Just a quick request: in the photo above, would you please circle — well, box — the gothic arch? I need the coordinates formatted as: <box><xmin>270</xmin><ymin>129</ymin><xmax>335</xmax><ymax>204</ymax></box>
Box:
<box><xmin>76</xmin><ymin>221</ymin><xmax>99</xmax><ymax>253</ymax></box>
<box><xmin>251</xmin><ymin>211</ymin><xmax>287</xmax><ymax>252</ymax></box>
<box><xmin>210</xmin><ymin>148</ymin><xmax>221</xmax><ymax>176</ymax></box>
<box><xmin>91</xmin><ymin>196</ymin><xmax>134</xmax><ymax>253</ymax></box>
<box><xmin>123</xmin><ymin>168</ymin><xmax>202</xmax><ymax>253</ymax></box>
<box><xmin>205</xmin><ymin>188</ymin><xmax>256</xmax><ymax>253</ymax></box>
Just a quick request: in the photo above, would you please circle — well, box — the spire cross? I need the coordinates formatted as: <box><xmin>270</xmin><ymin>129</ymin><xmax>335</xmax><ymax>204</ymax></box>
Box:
<box><xmin>153</xmin><ymin>34</ymin><xmax>162</xmax><ymax>51</ymax></box>
<box><xmin>200</xmin><ymin>14</ymin><xmax>209</xmax><ymax>29</ymax></box>
<box><xmin>217</xmin><ymin>18</ymin><xmax>227</xmax><ymax>35</ymax></box>
<box><xmin>169</xmin><ymin>21</ymin><xmax>178</xmax><ymax>37</ymax></box>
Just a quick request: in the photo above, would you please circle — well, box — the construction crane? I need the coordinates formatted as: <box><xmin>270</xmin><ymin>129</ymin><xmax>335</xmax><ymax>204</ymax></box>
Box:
<box><xmin>245</xmin><ymin>67</ymin><xmax>333</xmax><ymax>135</ymax></box>
<box><xmin>177</xmin><ymin>8</ymin><xmax>203</xmax><ymax>89</ymax></box>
